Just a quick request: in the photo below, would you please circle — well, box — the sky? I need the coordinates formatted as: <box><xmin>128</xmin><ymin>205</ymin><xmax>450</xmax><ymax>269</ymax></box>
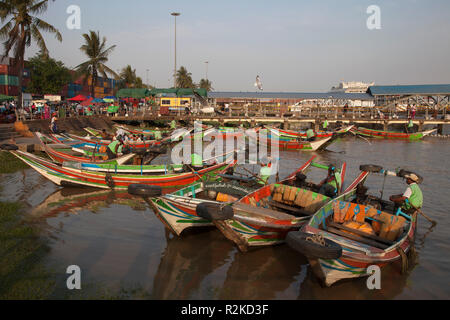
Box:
<box><xmin>21</xmin><ymin>0</ymin><xmax>450</xmax><ymax>92</ymax></box>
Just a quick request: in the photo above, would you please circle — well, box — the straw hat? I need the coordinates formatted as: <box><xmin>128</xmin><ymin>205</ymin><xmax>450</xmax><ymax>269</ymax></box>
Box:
<box><xmin>405</xmin><ymin>173</ymin><xmax>419</xmax><ymax>182</ymax></box>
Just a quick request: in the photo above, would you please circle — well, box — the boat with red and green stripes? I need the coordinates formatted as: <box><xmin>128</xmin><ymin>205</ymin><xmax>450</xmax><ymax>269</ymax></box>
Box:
<box><xmin>10</xmin><ymin>150</ymin><xmax>235</xmax><ymax>190</ymax></box>
<box><xmin>350</xmin><ymin>126</ymin><xmax>436</xmax><ymax>140</ymax></box>
<box><xmin>147</xmin><ymin>156</ymin><xmax>362</xmax><ymax>251</ymax></box>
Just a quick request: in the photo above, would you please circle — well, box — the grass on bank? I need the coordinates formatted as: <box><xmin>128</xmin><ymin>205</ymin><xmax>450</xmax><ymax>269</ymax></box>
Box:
<box><xmin>0</xmin><ymin>201</ymin><xmax>56</xmax><ymax>299</ymax></box>
<box><xmin>0</xmin><ymin>151</ymin><xmax>29</xmax><ymax>174</ymax></box>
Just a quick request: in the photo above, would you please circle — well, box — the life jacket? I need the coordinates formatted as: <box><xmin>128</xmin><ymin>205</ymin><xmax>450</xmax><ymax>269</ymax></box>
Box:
<box><xmin>191</xmin><ymin>153</ymin><xmax>203</xmax><ymax>167</ymax></box>
<box><xmin>258</xmin><ymin>165</ymin><xmax>272</xmax><ymax>184</ymax></box>
<box><xmin>403</xmin><ymin>183</ymin><xmax>423</xmax><ymax>210</ymax></box>
<box><xmin>108</xmin><ymin>140</ymin><xmax>119</xmax><ymax>154</ymax></box>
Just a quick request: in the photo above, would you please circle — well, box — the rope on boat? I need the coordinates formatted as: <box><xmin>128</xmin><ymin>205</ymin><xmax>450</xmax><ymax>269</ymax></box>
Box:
<box><xmin>396</xmin><ymin>246</ymin><xmax>408</xmax><ymax>274</ymax></box>
<box><xmin>105</xmin><ymin>172</ymin><xmax>115</xmax><ymax>189</ymax></box>
<box><xmin>306</xmin><ymin>234</ymin><xmax>326</xmax><ymax>247</ymax></box>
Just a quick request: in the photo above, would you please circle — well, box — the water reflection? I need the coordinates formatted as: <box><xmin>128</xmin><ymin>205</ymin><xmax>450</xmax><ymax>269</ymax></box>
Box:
<box><xmin>2</xmin><ymin>134</ymin><xmax>449</xmax><ymax>299</ymax></box>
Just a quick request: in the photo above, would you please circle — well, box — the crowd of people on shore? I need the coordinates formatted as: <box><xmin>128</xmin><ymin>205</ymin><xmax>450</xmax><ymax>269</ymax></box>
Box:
<box><xmin>0</xmin><ymin>99</ymin><xmax>154</xmax><ymax>124</ymax></box>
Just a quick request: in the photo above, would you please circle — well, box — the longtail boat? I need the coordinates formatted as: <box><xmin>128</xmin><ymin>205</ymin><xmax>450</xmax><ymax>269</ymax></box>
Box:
<box><xmin>61</xmin><ymin>150</ymin><xmax>236</xmax><ymax>174</ymax></box>
<box><xmin>36</xmin><ymin>132</ymin><xmax>135</xmax><ymax>165</ymax></box>
<box><xmin>257</xmin><ymin>134</ymin><xmax>334</xmax><ymax>151</ymax></box>
<box><xmin>66</xmin><ymin>133</ymin><xmax>158</xmax><ymax>148</ymax></box>
<box><xmin>147</xmin><ymin>156</ymin><xmax>359</xmax><ymax>251</ymax></box>
<box><xmin>286</xmin><ymin>166</ymin><xmax>420</xmax><ymax>286</ymax></box>
<box><xmin>114</xmin><ymin>124</ymin><xmax>171</xmax><ymax>136</ymax></box>
<box><xmin>11</xmin><ymin>150</ymin><xmax>235</xmax><ymax>190</ymax></box>
<box><xmin>266</xmin><ymin>125</ymin><xmax>354</xmax><ymax>140</ymax></box>
<box><xmin>350</xmin><ymin>126</ymin><xmax>436</xmax><ymax>140</ymax></box>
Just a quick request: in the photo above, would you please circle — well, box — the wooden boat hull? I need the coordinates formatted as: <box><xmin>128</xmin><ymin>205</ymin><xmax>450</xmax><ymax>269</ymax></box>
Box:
<box><xmin>266</xmin><ymin>125</ymin><xmax>354</xmax><ymax>140</ymax></box>
<box><xmin>10</xmin><ymin>150</ymin><xmax>232</xmax><ymax>190</ymax></box>
<box><xmin>351</xmin><ymin>127</ymin><xmax>436</xmax><ymax>140</ymax></box>
<box><xmin>67</xmin><ymin>133</ymin><xmax>160</xmax><ymax>149</ymax></box>
<box><xmin>36</xmin><ymin>133</ymin><xmax>135</xmax><ymax>165</ymax></box>
<box><xmin>150</xmin><ymin>156</ymin><xmax>328</xmax><ymax>249</ymax></box>
<box><xmin>257</xmin><ymin>135</ymin><xmax>333</xmax><ymax>151</ymax></box>
<box><xmin>301</xmin><ymin>197</ymin><xmax>417</xmax><ymax>286</ymax></box>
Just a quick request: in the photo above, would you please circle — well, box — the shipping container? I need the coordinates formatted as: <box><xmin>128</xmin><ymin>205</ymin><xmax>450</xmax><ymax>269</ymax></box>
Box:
<box><xmin>0</xmin><ymin>75</ymin><xmax>19</xmax><ymax>86</ymax></box>
<box><xmin>0</xmin><ymin>85</ymin><xmax>18</xmax><ymax>96</ymax></box>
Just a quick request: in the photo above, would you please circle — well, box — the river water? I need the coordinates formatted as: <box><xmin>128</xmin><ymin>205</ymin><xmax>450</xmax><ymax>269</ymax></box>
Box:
<box><xmin>1</xmin><ymin>133</ymin><xmax>449</xmax><ymax>299</ymax></box>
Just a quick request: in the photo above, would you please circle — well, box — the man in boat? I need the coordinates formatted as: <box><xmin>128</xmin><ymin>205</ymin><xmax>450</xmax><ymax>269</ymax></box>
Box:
<box><xmin>389</xmin><ymin>173</ymin><xmax>423</xmax><ymax>215</ymax></box>
<box><xmin>191</xmin><ymin>152</ymin><xmax>203</xmax><ymax>170</ymax></box>
<box><xmin>306</xmin><ymin>128</ymin><xmax>316</xmax><ymax>142</ymax></box>
<box><xmin>106</xmin><ymin>137</ymin><xmax>123</xmax><ymax>160</ymax></box>
<box><xmin>322</xmin><ymin>117</ymin><xmax>329</xmax><ymax>131</ymax></box>
<box><xmin>317</xmin><ymin>165</ymin><xmax>341</xmax><ymax>197</ymax></box>
<box><xmin>405</xmin><ymin>118</ymin><xmax>415</xmax><ymax>133</ymax></box>
<box><xmin>170</xmin><ymin>119</ymin><xmax>177</xmax><ymax>130</ymax></box>
<box><xmin>257</xmin><ymin>157</ymin><xmax>272</xmax><ymax>185</ymax></box>
<box><xmin>100</xmin><ymin>129</ymin><xmax>112</xmax><ymax>140</ymax></box>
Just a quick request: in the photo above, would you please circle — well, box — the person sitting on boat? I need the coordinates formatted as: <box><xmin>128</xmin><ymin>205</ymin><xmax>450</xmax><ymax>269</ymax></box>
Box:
<box><xmin>170</xmin><ymin>120</ymin><xmax>177</xmax><ymax>130</ymax></box>
<box><xmin>106</xmin><ymin>137</ymin><xmax>122</xmax><ymax>160</ymax></box>
<box><xmin>322</xmin><ymin>118</ymin><xmax>329</xmax><ymax>131</ymax></box>
<box><xmin>317</xmin><ymin>165</ymin><xmax>341</xmax><ymax>197</ymax></box>
<box><xmin>257</xmin><ymin>157</ymin><xmax>272</xmax><ymax>185</ymax></box>
<box><xmin>306</xmin><ymin>128</ymin><xmax>316</xmax><ymax>142</ymax></box>
<box><xmin>100</xmin><ymin>129</ymin><xmax>111</xmax><ymax>140</ymax></box>
<box><xmin>389</xmin><ymin>173</ymin><xmax>423</xmax><ymax>215</ymax></box>
<box><xmin>191</xmin><ymin>152</ymin><xmax>203</xmax><ymax>170</ymax></box>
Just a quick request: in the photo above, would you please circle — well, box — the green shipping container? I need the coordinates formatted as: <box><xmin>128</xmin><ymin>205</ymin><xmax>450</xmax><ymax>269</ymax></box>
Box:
<box><xmin>0</xmin><ymin>75</ymin><xmax>19</xmax><ymax>86</ymax></box>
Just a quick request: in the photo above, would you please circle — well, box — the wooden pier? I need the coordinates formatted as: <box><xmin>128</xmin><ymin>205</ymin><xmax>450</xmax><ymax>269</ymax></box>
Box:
<box><xmin>109</xmin><ymin>114</ymin><xmax>449</xmax><ymax>134</ymax></box>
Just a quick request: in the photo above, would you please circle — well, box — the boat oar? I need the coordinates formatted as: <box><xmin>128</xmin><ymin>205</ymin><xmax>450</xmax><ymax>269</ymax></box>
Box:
<box><xmin>349</xmin><ymin>130</ymin><xmax>372</xmax><ymax>145</ymax></box>
<box><xmin>411</xmin><ymin>204</ymin><xmax>437</xmax><ymax>227</ymax></box>
<box><xmin>241</xmin><ymin>166</ymin><xmax>267</xmax><ymax>185</ymax></box>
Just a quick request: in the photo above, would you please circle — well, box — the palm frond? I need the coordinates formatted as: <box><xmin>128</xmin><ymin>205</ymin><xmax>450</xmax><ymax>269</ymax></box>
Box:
<box><xmin>33</xmin><ymin>17</ymin><xmax>62</xmax><ymax>41</ymax></box>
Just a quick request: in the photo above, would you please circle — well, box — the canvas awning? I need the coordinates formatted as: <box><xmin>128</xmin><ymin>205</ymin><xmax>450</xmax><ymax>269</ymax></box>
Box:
<box><xmin>68</xmin><ymin>94</ymin><xmax>87</xmax><ymax>102</ymax></box>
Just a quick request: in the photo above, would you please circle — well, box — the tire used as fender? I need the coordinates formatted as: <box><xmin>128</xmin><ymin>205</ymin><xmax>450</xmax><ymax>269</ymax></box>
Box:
<box><xmin>286</xmin><ymin>231</ymin><xmax>342</xmax><ymax>260</ymax></box>
<box><xmin>0</xmin><ymin>143</ymin><xmax>18</xmax><ymax>151</ymax></box>
<box><xmin>196</xmin><ymin>202</ymin><xmax>234</xmax><ymax>221</ymax></box>
<box><xmin>128</xmin><ymin>184</ymin><xmax>162</xmax><ymax>197</ymax></box>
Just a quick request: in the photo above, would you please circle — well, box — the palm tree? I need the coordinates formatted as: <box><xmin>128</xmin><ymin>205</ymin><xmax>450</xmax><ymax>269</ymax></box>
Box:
<box><xmin>199</xmin><ymin>78</ymin><xmax>213</xmax><ymax>91</ymax></box>
<box><xmin>76</xmin><ymin>30</ymin><xmax>118</xmax><ymax>97</ymax></box>
<box><xmin>176</xmin><ymin>66</ymin><xmax>195</xmax><ymax>88</ymax></box>
<box><xmin>0</xmin><ymin>0</ymin><xmax>62</xmax><ymax>109</ymax></box>
<box><xmin>119</xmin><ymin>65</ymin><xmax>136</xmax><ymax>87</ymax></box>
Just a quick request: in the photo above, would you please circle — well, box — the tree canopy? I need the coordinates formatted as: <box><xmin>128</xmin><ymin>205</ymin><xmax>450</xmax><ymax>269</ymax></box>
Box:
<box><xmin>25</xmin><ymin>53</ymin><xmax>72</xmax><ymax>95</ymax></box>
<box><xmin>0</xmin><ymin>0</ymin><xmax>61</xmax><ymax>106</ymax></box>
<box><xmin>176</xmin><ymin>66</ymin><xmax>195</xmax><ymax>89</ymax></box>
<box><xmin>76</xmin><ymin>30</ymin><xmax>117</xmax><ymax>97</ymax></box>
<box><xmin>199</xmin><ymin>78</ymin><xmax>213</xmax><ymax>91</ymax></box>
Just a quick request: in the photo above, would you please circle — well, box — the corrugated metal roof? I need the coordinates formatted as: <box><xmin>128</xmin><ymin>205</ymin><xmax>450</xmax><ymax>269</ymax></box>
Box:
<box><xmin>368</xmin><ymin>84</ymin><xmax>450</xmax><ymax>96</ymax></box>
<box><xmin>208</xmin><ymin>92</ymin><xmax>374</xmax><ymax>100</ymax></box>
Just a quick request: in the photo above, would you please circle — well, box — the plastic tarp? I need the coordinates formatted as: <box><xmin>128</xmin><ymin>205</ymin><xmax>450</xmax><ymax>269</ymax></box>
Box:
<box><xmin>107</xmin><ymin>105</ymin><xmax>120</xmax><ymax>113</ymax></box>
<box><xmin>80</xmin><ymin>98</ymin><xmax>94</xmax><ymax>106</ymax></box>
<box><xmin>68</xmin><ymin>94</ymin><xmax>87</xmax><ymax>101</ymax></box>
